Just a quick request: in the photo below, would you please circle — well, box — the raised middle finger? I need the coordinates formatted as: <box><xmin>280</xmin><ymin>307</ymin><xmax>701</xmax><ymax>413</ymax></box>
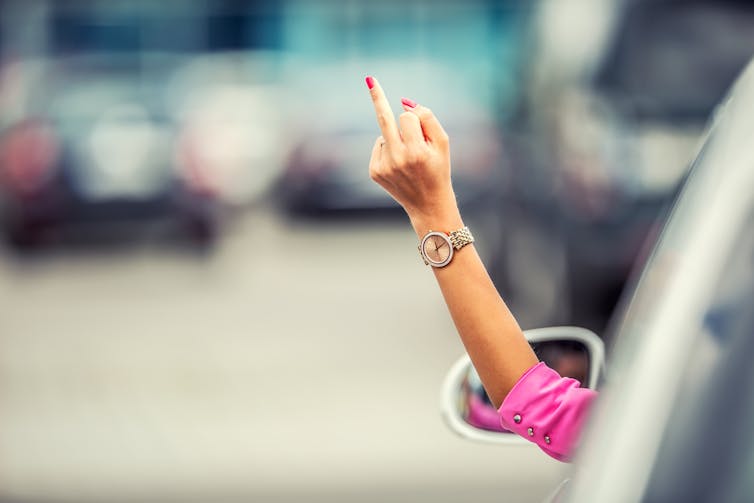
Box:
<box><xmin>365</xmin><ymin>76</ymin><xmax>401</xmax><ymax>147</ymax></box>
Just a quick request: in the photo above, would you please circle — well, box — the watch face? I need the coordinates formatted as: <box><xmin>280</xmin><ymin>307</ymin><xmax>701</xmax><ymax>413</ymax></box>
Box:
<box><xmin>422</xmin><ymin>232</ymin><xmax>453</xmax><ymax>267</ymax></box>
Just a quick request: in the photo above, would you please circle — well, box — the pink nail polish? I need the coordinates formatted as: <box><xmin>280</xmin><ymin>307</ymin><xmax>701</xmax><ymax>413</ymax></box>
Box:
<box><xmin>365</xmin><ymin>76</ymin><xmax>375</xmax><ymax>90</ymax></box>
<box><xmin>401</xmin><ymin>97</ymin><xmax>417</xmax><ymax>108</ymax></box>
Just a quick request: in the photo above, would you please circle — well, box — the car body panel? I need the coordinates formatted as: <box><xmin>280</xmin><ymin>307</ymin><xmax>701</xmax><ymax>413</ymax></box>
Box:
<box><xmin>566</xmin><ymin>58</ymin><xmax>754</xmax><ymax>502</ymax></box>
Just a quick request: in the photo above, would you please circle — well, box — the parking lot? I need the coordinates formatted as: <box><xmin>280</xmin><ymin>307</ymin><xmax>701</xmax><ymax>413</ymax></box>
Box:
<box><xmin>0</xmin><ymin>205</ymin><xmax>565</xmax><ymax>502</ymax></box>
<box><xmin>4</xmin><ymin>0</ymin><xmax>753</xmax><ymax>500</ymax></box>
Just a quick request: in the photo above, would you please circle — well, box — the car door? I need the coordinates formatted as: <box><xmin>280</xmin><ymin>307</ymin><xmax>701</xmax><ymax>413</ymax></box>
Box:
<box><xmin>564</xmin><ymin>58</ymin><xmax>754</xmax><ymax>502</ymax></box>
<box><xmin>641</xmin><ymin>210</ymin><xmax>754</xmax><ymax>502</ymax></box>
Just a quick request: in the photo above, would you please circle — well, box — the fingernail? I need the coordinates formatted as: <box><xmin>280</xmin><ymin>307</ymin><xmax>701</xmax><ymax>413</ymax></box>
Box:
<box><xmin>365</xmin><ymin>76</ymin><xmax>375</xmax><ymax>90</ymax></box>
<box><xmin>401</xmin><ymin>97</ymin><xmax>417</xmax><ymax>108</ymax></box>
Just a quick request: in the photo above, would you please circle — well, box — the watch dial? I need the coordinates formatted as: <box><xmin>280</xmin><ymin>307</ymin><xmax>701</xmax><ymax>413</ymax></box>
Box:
<box><xmin>424</xmin><ymin>235</ymin><xmax>451</xmax><ymax>263</ymax></box>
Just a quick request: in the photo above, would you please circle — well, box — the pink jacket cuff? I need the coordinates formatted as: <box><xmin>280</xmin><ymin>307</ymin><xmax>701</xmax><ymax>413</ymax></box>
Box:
<box><xmin>498</xmin><ymin>362</ymin><xmax>597</xmax><ymax>461</ymax></box>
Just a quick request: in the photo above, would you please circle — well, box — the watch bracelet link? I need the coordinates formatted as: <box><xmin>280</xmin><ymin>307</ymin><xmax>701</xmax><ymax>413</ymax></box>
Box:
<box><xmin>448</xmin><ymin>226</ymin><xmax>474</xmax><ymax>250</ymax></box>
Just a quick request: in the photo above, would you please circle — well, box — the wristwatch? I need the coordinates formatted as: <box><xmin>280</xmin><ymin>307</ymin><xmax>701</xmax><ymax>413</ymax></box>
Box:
<box><xmin>419</xmin><ymin>226</ymin><xmax>475</xmax><ymax>267</ymax></box>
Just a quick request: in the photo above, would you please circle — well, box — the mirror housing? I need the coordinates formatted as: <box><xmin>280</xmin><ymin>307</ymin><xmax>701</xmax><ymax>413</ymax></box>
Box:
<box><xmin>440</xmin><ymin>326</ymin><xmax>605</xmax><ymax>445</ymax></box>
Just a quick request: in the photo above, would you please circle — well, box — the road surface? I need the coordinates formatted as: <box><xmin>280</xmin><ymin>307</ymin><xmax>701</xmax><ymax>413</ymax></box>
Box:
<box><xmin>0</xmin><ymin>206</ymin><xmax>566</xmax><ymax>502</ymax></box>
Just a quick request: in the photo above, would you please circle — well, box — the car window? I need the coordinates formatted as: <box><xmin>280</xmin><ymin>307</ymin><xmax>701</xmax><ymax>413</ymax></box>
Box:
<box><xmin>643</xmin><ymin>209</ymin><xmax>754</xmax><ymax>502</ymax></box>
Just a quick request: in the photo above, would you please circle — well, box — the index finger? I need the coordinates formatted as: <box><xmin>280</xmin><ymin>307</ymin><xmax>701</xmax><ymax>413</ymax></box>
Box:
<box><xmin>365</xmin><ymin>76</ymin><xmax>401</xmax><ymax>146</ymax></box>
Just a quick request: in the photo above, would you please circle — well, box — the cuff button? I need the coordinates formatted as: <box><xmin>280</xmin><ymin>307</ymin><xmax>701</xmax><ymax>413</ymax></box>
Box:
<box><xmin>527</xmin><ymin>427</ymin><xmax>535</xmax><ymax>436</ymax></box>
<box><xmin>513</xmin><ymin>414</ymin><xmax>522</xmax><ymax>424</ymax></box>
<box><xmin>544</xmin><ymin>435</ymin><xmax>551</xmax><ymax>445</ymax></box>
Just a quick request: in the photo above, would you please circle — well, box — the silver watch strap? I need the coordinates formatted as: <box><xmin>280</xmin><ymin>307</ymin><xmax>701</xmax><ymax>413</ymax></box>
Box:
<box><xmin>448</xmin><ymin>226</ymin><xmax>474</xmax><ymax>250</ymax></box>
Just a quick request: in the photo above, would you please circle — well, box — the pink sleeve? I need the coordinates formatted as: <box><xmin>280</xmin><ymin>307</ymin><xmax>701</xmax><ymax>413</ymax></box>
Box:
<box><xmin>498</xmin><ymin>362</ymin><xmax>597</xmax><ymax>462</ymax></box>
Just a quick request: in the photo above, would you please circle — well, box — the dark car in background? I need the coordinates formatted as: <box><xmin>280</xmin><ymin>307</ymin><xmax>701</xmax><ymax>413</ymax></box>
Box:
<box><xmin>273</xmin><ymin>0</ymin><xmax>535</xmax><ymax>220</ymax></box>
<box><xmin>277</xmin><ymin>62</ymin><xmax>504</xmax><ymax>216</ymax></box>
<box><xmin>0</xmin><ymin>55</ymin><xmax>219</xmax><ymax>248</ymax></box>
<box><xmin>490</xmin><ymin>0</ymin><xmax>754</xmax><ymax>334</ymax></box>
<box><xmin>0</xmin><ymin>0</ymin><xmax>291</xmax><ymax>250</ymax></box>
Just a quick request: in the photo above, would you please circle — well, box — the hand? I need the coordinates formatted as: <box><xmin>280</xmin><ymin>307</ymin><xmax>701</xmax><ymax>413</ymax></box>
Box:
<box><xmin>365</xmin><ymin>76</ymin><xmax>462</xmax><ymax>235</ymax></box>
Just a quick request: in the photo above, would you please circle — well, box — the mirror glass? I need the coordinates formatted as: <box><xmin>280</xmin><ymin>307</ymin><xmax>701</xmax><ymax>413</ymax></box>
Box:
<box><xmin>459</xmin><ymin>340</ymin><xmax>590</xmax><ymax>433</ymax></box>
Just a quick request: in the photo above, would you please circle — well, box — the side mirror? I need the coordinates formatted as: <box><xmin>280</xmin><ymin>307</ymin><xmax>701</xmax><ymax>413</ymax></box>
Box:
<box><xmin>440</xmin><ymin>326</ymin><xmax>605</xmax><ymax>445</ymax></box>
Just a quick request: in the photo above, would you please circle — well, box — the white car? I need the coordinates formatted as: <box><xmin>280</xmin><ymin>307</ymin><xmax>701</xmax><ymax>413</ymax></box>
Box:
<box><xmin>442</xmin><ymin>57</ymin><xmax>754</xmax><ymax>502</ymax></box>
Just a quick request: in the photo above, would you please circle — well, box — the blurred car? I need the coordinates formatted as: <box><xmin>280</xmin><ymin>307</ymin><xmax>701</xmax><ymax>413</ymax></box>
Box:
<box><xmin>167</xmin><ymin>52</ymin><xmax>286</xmax><ymax>208</ymax></box>
<box><xmin>273</xmin><ymin>0</ymin><xmax>534</xmax><ymax>216</ymax></box>
<box><xmin>279</xmin><ymin>123</ymin><xmax>501</xmax><ymax>215</ymax></box>
<box><xmin>275</xmin><ymin>62</ymin><xmax>507</xmax><ymax>216</ymax></box>
<box><xmin>443</xmin><ymin>55</ymin><xmax>754</xmax><ymax>502</ymax></box>
<box><xmin>490</xmin><ymin>0</ymin><xmax>754</xmax><ymax>334</ymax></box>
<box><xmin>0</xmin><ymin>55</ymin><xmax>220</xmax><ymax>247</ymax></box>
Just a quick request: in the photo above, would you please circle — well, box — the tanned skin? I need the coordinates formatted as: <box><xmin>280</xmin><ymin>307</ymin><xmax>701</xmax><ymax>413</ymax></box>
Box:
<box><xmin>366</xmin><ymin>76</ymin><xmax>538</xmax><ymax>408</ymax></box>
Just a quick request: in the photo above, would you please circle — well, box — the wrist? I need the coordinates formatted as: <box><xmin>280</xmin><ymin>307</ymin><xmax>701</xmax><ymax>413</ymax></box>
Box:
<box><xmin>409</xmin><ymin>206</ymin><xmax>464</xmax><ymax>239</ymax></box>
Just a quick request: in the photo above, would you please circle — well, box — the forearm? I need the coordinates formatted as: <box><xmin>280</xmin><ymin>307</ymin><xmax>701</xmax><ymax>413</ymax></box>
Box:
<box><xmin>411</xmin><ymin>208</ymin><xmax>538</xmax><ymax>408</ymax></box>
<box><xmin>363</xmin><ymin>78</ymin><xmax>537</xmax><ymax>408</ymax></box>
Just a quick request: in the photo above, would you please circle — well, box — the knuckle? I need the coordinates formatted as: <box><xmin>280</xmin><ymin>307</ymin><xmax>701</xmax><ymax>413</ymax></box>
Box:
<box><xmin>389</xmin><ymin>149</ymin><xmax>406</xmax><ymax>168</ymax></box>
<box><xmin>404</xmin><ymin>148</ymin><xmax>421</xmax><ymax>165</ymax></box>
<box><xmin>380</xmin><ymin>166</ymin><xmax>396</xmax><ymax>182</ymax></box>
<box><xmin>388</xmin><ymin>145</ymin><xmax>406</xmax><ymax>167</ymax></box>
